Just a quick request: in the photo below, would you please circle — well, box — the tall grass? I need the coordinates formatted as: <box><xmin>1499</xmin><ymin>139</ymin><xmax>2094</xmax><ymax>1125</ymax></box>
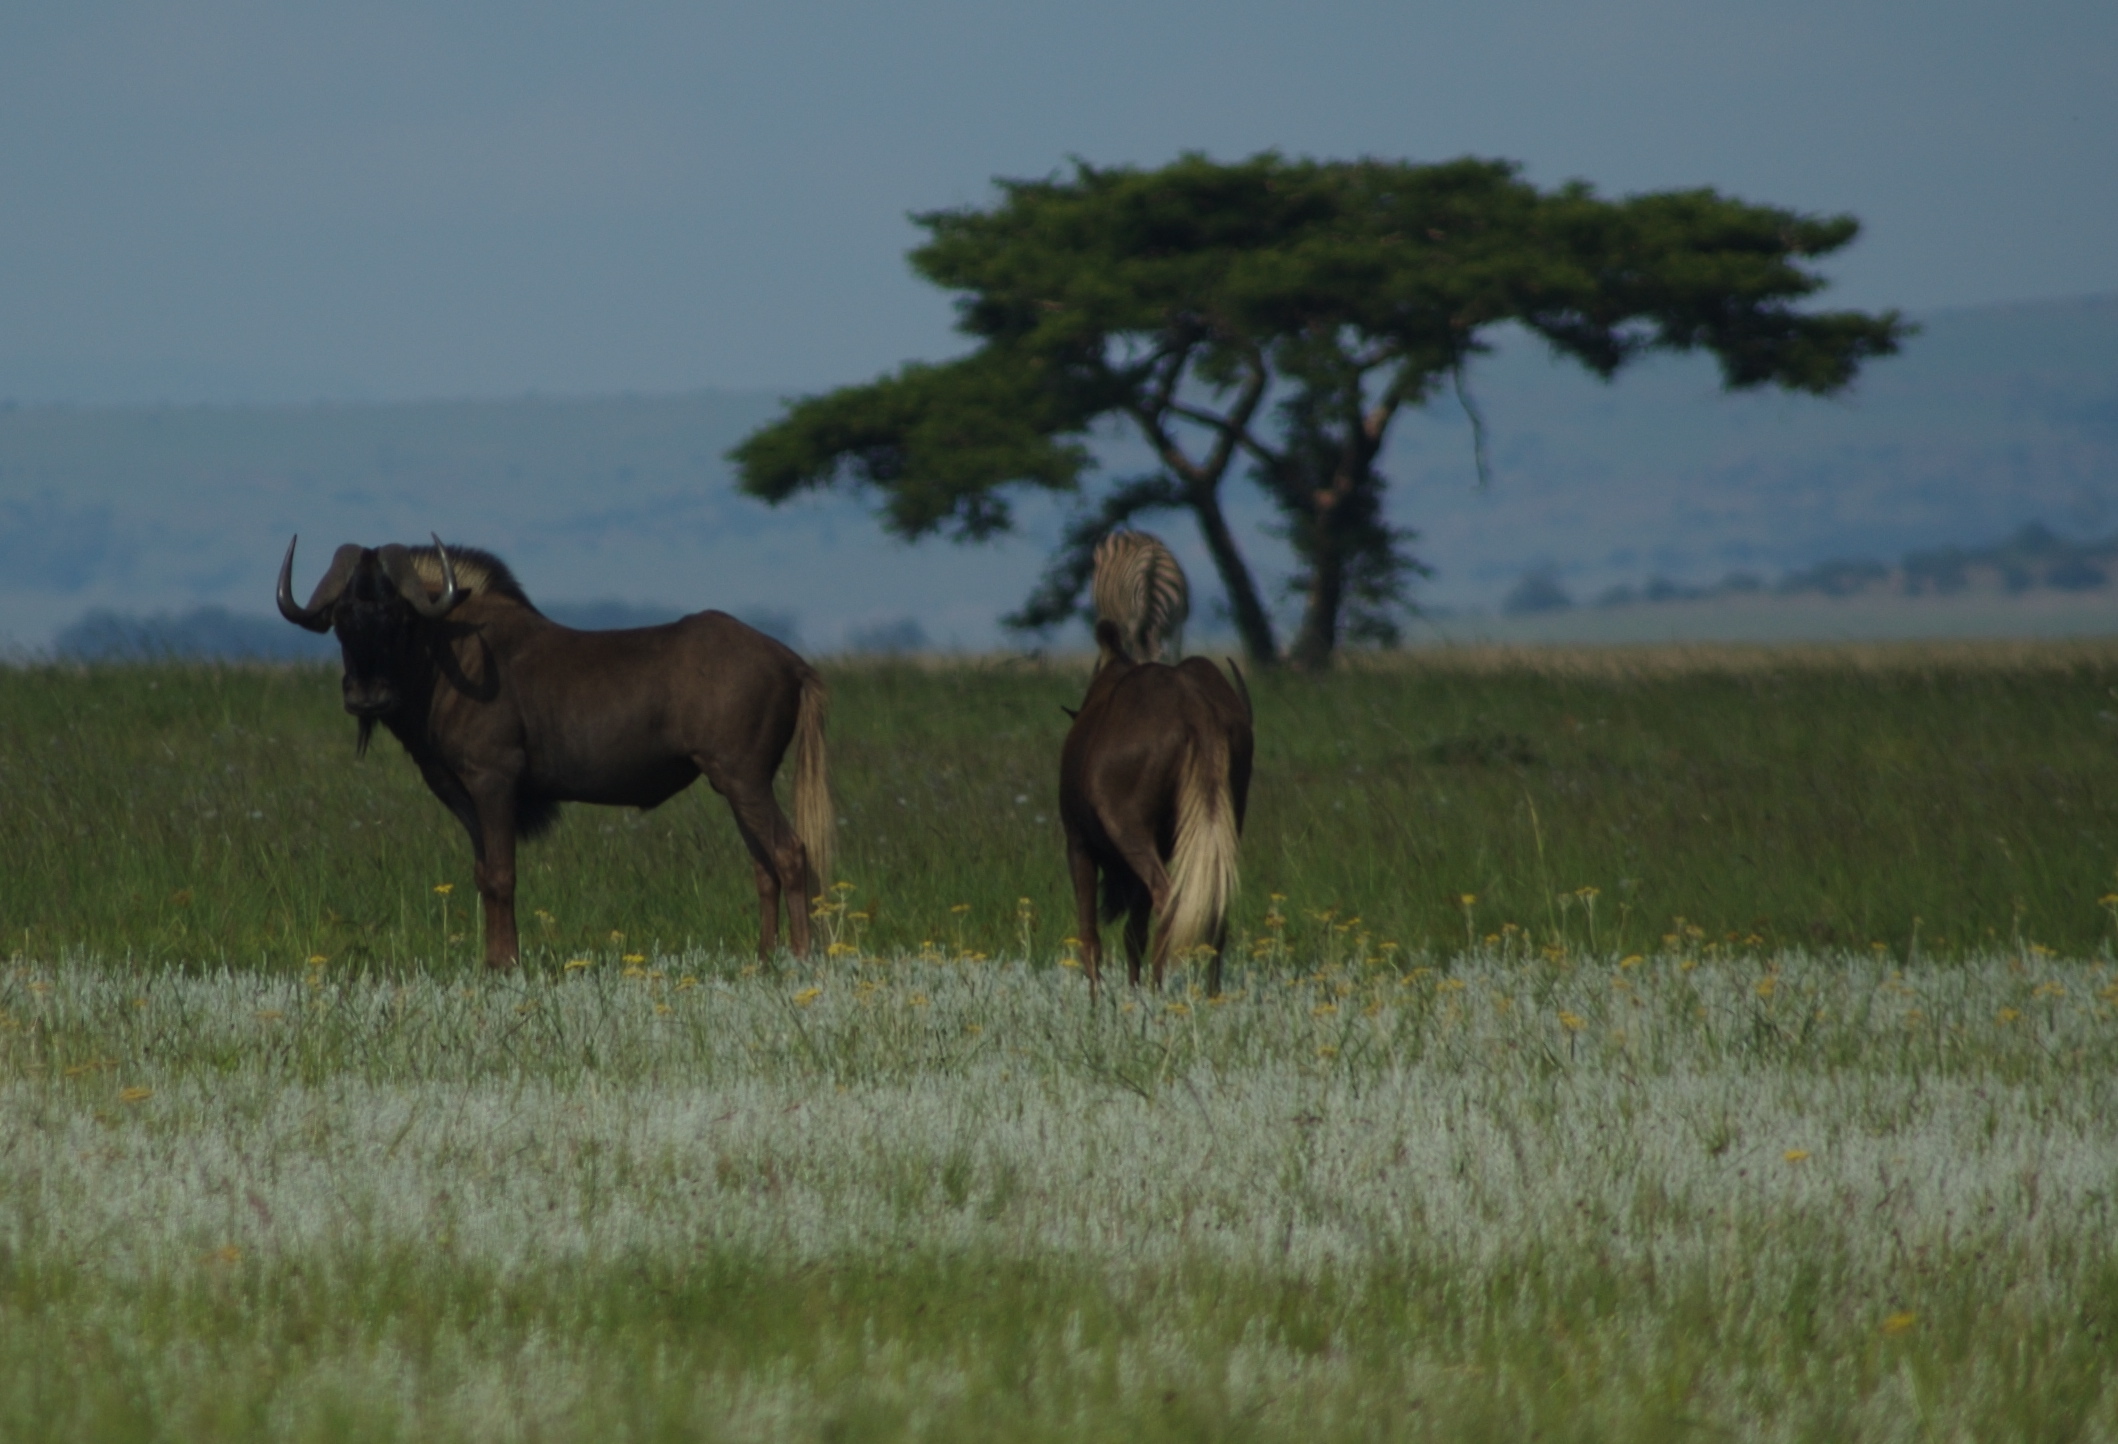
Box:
<box><xmin>4</xmin><ymin>643</ymin><xmax>2117</xmax><ymax>969</ymax></box>
<box><xmin>3</xmin><ymin>946</ymin><xmax>2115</xmax><ymax>1440</ymax></box>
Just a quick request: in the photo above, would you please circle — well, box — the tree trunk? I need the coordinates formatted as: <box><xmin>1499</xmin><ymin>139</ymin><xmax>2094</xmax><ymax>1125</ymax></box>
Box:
<box><xmin>1187</xmin><ymin>485</ymin><xmax>1278</xmax><ymax>666</ymax></box>
<box><xmin>1287</xmin><ymin>539</ymin><xmax>1345</xmax><ymax>671</ymax></box>
<box><xmin>1285</xmin><ymin>454</ymin><xmax>1368</xmax><ymax>671</ymax></box>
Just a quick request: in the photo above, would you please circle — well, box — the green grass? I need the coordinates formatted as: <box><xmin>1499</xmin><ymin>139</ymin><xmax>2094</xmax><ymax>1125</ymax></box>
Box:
<box><xmin>4</xmin><ymin>642</ymin><xmax>2118</xmax><ymax>969</ymax></box>
<box><xmin>6</xmin><ymin>643</ymin><xmax>2118</xmax><ymax>1439</ymax></box>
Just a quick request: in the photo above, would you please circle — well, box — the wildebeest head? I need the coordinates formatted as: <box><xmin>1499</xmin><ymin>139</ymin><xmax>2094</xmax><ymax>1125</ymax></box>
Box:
<box><xmin>277</xmin><ymin>535</ymin><xmax>463</xmax><ymax>747</ymax></box>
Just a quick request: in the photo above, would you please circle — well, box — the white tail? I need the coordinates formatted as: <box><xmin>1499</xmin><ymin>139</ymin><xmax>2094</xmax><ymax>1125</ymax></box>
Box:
<box><xmin>1157</xmin><ymin>727</ymin><xmax>1239</xmax><ymax>979</ymax></box>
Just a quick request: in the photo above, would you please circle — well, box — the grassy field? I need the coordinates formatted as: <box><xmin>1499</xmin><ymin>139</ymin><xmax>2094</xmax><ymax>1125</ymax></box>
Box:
<box><xmin>5</xmin><ymin>644</ymin><xmax>2118</xmax><ymax>1441</ymax></box>
<box><xmin>4</xmin><ymin>948</ymin><xmax>2116</xmax><ymax>1440</ymax></box>
<box><xmin>4</xmin><ymin>642</ymin><xmax>2117</xmax><ymax>968</ymax></box>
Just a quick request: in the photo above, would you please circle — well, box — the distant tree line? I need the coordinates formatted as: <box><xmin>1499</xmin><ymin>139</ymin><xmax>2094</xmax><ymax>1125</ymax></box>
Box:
<box><xmin>1503</xmin><ymin>523</ymin><xmax>2117</xmax><ymax>615</ymax></box>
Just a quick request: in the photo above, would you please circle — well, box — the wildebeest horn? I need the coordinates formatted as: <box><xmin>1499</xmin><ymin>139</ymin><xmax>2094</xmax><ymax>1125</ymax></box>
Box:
<box><xmin>276</xmin><ymin>536</ymin><xmax>365</xmax><ymax>633</ymax></box>
<box><xmin>376</xmin><ymin>534</ymin><xmax>464</xmax><ymax>619</ymax></box>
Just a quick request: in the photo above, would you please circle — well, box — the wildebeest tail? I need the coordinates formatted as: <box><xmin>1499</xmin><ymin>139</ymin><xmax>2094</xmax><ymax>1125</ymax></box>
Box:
<box><xmin>1160</xmin><ymin>726</ymin><xmax>1238</xmax><ymax>969</ymax></box>
<box><xmin>793</xmin><ymin>669</ymin><xmax>835</xmax><ymax>895</ymax></box>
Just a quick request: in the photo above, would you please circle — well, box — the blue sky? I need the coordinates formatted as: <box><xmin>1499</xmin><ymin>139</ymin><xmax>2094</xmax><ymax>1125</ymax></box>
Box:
<box><xmin>2</xmin><ymin>0</ymin><xmax>2112</xmax><ymax>403</ymax></box>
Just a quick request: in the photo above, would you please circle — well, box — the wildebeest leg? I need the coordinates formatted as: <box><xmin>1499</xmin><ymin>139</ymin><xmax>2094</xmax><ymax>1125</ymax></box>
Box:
<box><xmin>461</xmin><ymin>773</ymin><xmax>523</xmax><ymax>971</ymax></box>
<box><xmin>473</xmin><ymin>809</ymin><xmax>521</xmax><ymax>970</ymax></box>
<box><xmin>1111</xmin><ymin>838</ymin><xmax>1174</xmax><ymax>989</ymax></box>
<box><xmin>714</xmin><ymin>776</ymin><xmax>813</xmax><ymax>959</ymax></box>
<box><xmin>1122</xmin><ymin>902</ymin><xmax>1151</xmax><ymax>989</ymax></box>
<box><xmin>1066</xmin><ymin>835</ymin><xmax>1103</xmax><ymax>995</ymax></box>
<box><xmin>417</xmin><ymin>757</ymin><xmax>520</xmax><ymax>971</ymax></box>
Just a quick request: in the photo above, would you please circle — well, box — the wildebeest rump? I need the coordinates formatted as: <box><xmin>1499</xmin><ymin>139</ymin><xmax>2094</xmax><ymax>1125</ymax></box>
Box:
<box><xmin>1060</xmin><ymin>620</ymin><xmax>1252</xmax><ymax>995</ymax></box>
<box><xmin>277</xmin><ymin>536</ymin><xmax>833</xmax><ymax>967</ymax></box>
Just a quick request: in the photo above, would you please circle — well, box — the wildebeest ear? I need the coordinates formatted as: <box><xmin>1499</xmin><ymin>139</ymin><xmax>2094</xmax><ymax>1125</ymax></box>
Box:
<box><xmin>1060</xmin><ymin>704</ymin><xmax>1078</xmax><ymax>719</ymax></box>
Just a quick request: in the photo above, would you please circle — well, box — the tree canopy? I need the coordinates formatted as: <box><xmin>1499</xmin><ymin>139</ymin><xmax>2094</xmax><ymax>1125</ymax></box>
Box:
<box><xmin>730</xmin><ymin>153</ymin><xmax>1909</xmax><ymax>667</ymax></box>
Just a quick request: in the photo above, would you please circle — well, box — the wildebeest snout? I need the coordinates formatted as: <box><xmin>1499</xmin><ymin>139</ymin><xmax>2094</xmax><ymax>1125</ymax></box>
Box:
<box><xmin>341</xmin><ymin>673</ymin><xmax>397</xmax><ymax>717</ymax></box>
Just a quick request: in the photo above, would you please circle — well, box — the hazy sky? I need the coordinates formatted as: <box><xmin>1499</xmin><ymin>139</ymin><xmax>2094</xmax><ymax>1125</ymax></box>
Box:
<box><xmin>3</xmin><ymin>0</ymin><xmax>2113</xmax><ymax>404</ymax></box>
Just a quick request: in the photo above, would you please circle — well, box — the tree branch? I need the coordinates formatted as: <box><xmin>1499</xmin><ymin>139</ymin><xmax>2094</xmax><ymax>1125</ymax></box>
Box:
<box><xmin>1450</xmin><ymin>359</ymin><xmax>1493</xmax><ymax>490</ymax></box>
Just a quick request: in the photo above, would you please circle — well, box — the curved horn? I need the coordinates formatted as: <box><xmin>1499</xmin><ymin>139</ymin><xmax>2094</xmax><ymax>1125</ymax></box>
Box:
<box><xmin>426</xmin><ymin>533</ymin><xmax>462</xmax><ymax>615</ymax></box>
<box><xmin>276</xmin><ymin>536</ymin><xmax>363</xmax><ymax>632</ymax></box>
<box><xmin>376</xmin><ymin>534</ymin><xmax>464</xmax><ymax>619</ymax></box>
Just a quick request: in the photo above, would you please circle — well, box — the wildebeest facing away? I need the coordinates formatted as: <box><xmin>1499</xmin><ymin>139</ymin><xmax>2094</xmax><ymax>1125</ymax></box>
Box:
<box><xmin>277</xmin><ymin>536</ymin><xmax>832</xmax><ymax>967</ymax></box>
<box><xmin>1091</xmin><ymin>528</ymin><xmax>1189</xmax><ymax>663</ymax></box>
<box><xmin>1060</xmin><ymin>620</ymin><xmax>1252</xmax><ymax>995</ymax></box>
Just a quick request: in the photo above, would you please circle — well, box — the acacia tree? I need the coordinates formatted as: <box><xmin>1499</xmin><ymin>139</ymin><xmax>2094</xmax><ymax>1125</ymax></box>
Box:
<box><xmin>731</xmin><ymin>153</ymin><xmax>1908</xmax><ymax>668</ymax></box>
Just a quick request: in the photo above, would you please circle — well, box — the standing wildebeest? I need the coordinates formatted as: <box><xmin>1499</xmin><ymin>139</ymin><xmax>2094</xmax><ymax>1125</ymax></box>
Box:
<box><xmin>1091</xmin><ymin>529</ymin><xmax>1189</xmax><ymax>663</ymax></box>
<box><xmin>1060</xmin><ymin>619</ymin><xmax>1252</xmax><ymax>995</ymax></box>
<box><xmin>277</xmin><ymin>536</ymin><xmax>832</xmax><ymax>968</ymax></box>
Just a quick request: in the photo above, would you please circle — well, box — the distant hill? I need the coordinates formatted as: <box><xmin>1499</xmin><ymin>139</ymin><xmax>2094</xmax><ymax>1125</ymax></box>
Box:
<box><xmin>1465</xmin><ymin>518</ymin><xmax>2118</xmax><ymax>647</ymax></box>
<box><xmin>47</xmin><ymin>598</ymin><xmax>805</xmax><ymax>662</ymax></box>
<box><xmin>50</xmin><ymin>606</ymin><xmax>337</xmax><ymax>662</ymax></box>
<box><xmin>1544</xmin><ymin>522</ymin><xmax>2118</xmax><ymax>612</ymax></box>
<box><xmin>1386</xmin><ymin>293</ymin><xmax>2118</xmax><ymax>612</ymax></box>
<box><xmin>2</xmin><ymin>293</ymin><xmax>2114</xmax><ymax>651</ymax></box>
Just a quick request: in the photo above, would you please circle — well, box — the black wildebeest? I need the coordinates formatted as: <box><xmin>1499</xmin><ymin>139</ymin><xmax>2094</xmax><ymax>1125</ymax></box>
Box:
<box><xmin>277</xmin><ymin>536</ymin><xmax>832</xmax><ymax>968</ymax></box>
<box><xmin>1060</xmin><ymin>620</ymin><xmax>1252</xmax><ymax>995</ymax></box>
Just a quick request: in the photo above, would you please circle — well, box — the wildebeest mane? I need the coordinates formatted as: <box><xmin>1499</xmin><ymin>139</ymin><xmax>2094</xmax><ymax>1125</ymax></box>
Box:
<box><xmin>1092</xmin><ymin>529</ymin><xmax>1188</xmax><ymax>662</ymax></box>
<box><xmin>407</xmin><ymin>544</ymin><xmax>539</xmax><ymax>611</ymax></box>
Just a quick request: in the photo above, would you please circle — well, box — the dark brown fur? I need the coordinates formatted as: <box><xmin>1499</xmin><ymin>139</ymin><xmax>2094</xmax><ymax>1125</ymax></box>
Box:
<box><xmin>1059</xmin><ymin>620</ymin><xmax>1253</xmax><ymax>995</ymax></box>
<box><xmin>279</xmin><ymin>537</ymin><xmax>832</xmax><ymax>968</ymax></box>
